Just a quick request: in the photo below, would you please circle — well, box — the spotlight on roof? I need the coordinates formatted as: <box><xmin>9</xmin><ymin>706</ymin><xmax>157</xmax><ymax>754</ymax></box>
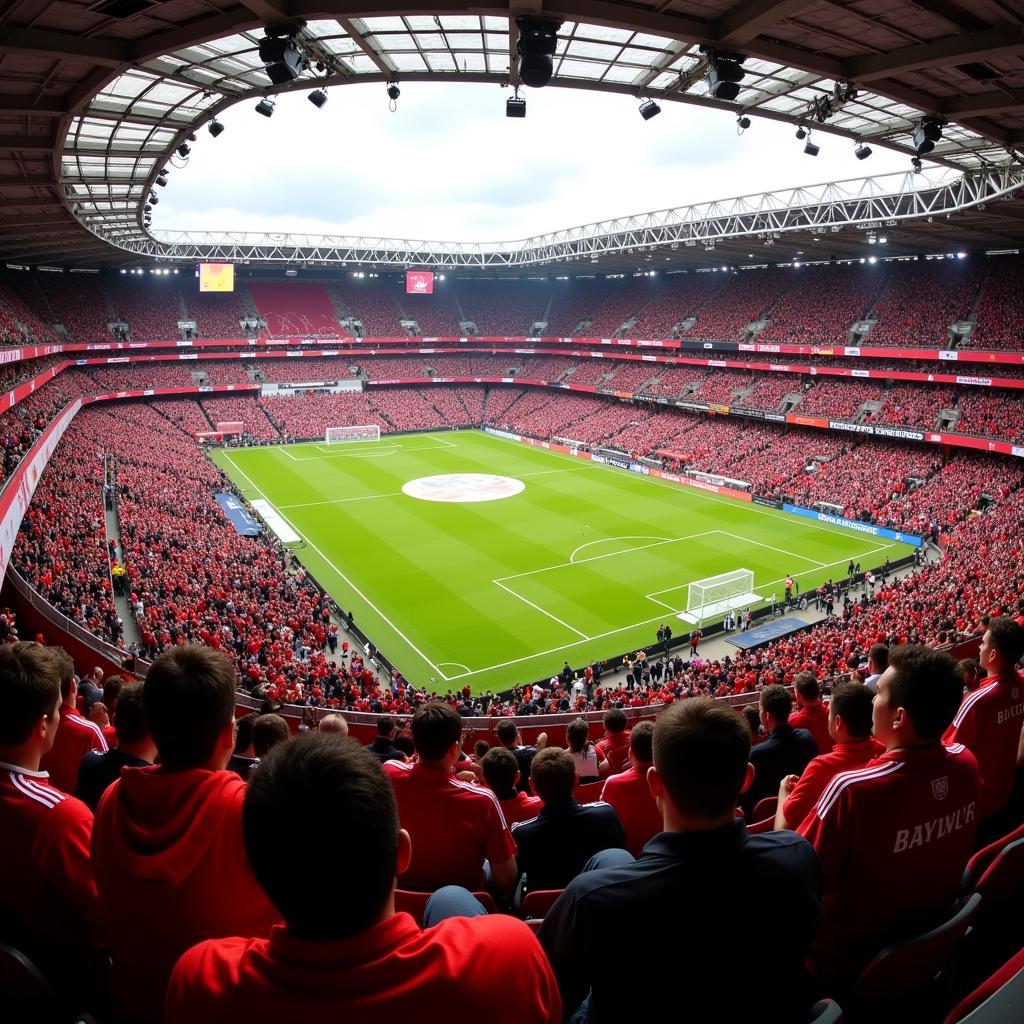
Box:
<box><xmin>638</xmin><ymin>98</ymin><xmax>661</xmax><ymax>121</ymax></box>
<box><xmin>208</xmin><ymin>119</ymin><xmax>224</xmax><ymax>138</ymax></box>
<box><xmin>803</xmin><ymin>136</ymin><xmax>820</xmax><ymax>157</ymax></box>
<box><xmin>702</xmin><ymin>48</ymin><xmax>747</xmax><ymax>102</ymax></box>
<box><xmin>855</xmin><ymin>142</ymin><xmax>872</xmax><ymax>160</ymax></box>
<box><xmin>387</xmin><ymin>80</ymin><xmax>400</xmax><ymax>111</ymax></box>
<box><xmin>736</xmin><ymin>114</ymin><xmax>751</xmax><ymax>130</ymax></box>
<box><xmin>155</xmin><ymin>173</ymin><xmax>168</xmax><ymax>187</ymax></box>
<box><xmin>258</xmin><ymin>31</ymin><xmax>304</xmax><ymax>85</ymax></box>
<box><xmin>148</xmin><ymin>195</ymin><xmax>159</xmax><ymax>205</ymax></box>
<box><xmin>912</xmin><ymin>116</ymin><xmax>944</xmax><ymax>155</ymax></box>
<box><xmin>308</xmin><ymin>87</ymin><xmax>328</xmax><ymax>109</ymax></box>
<box><xmin>911</xmin><ymin>156</ymin><xmax>923</xmax><ymax>172</ymax></box>
<box><xmin>176</xmin><ymin>143</ymin><xmax>190</xmax><ymax>158</ymax></box>
<box><xmin>255</xmin><ymin>97</ymin><xmax>276</xmax><ymax>118</ymax></box>
<box><xmin>516</xmin><ymin>15</ymin><xmax>563</xmax><ymax>88</ymax></box>
<box><xmin>795</xmin><ymin>126</ymin><xmax>807</xmax><ymax>140</ymax></box>
<box><xmin>506</xmin><ymin>90</ymin><xmax>526</xmax><ymax>118</ymax></box>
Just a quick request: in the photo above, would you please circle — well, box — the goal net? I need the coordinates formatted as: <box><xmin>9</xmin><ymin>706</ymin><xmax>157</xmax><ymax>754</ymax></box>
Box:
<box><xmin>325</xmin><ymin>425</ymin><xmax>381</xmax><ymax>444</ymax></box>
<box><xmin>678</xmin><ymin>568</ymin><xmax>760</xmax><ymax>625</ymax></box>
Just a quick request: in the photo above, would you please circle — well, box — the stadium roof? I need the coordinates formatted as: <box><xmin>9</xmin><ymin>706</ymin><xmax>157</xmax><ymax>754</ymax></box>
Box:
<box><xmin>2</xmin><ymin>1</ymin><xmax>1024</xmax><ymax>269</ymax></box>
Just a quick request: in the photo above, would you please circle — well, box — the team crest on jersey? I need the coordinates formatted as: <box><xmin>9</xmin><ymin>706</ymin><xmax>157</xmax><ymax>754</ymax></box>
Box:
<box><xmin>932</xmin><ymin>777</ymin><xmax>949</xmax><ymax>801</ymax></box>
<box><xmin>1013</xmin><ymin>688</ymin><xmax>1019</xmax><ymax>700</ymax></box>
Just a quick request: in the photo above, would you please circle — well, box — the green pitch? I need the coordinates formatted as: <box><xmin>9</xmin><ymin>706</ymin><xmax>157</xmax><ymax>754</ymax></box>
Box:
<box><xmin>210</xmin><ymin>430</ymin><xmax>915</xmax><ymax>693</ymax></box>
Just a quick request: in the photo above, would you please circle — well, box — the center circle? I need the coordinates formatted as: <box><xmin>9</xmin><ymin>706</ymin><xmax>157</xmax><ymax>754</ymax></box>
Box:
<box><xmin>401</xmin><ymin>473</ymin><xmax>526</xmax><ymax>503</ymax></box>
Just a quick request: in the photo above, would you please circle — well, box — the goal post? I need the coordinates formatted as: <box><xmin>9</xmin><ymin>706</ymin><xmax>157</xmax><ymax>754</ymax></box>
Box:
<box><xmin>679</xmin><ymin>568</ymin><xmax>760</xmax><ymax>624</ymax></box>
<box><xmin>324</xmin><ymin>424</ymin><xmax>381</xmax><ymax>444</ymax></box>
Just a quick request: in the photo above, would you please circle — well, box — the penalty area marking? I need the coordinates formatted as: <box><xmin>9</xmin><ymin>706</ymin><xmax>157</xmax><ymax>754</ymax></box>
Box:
<box><xmin>569</xmin><ymin>535</ymin><xmax>673</xmax><ymax>564</ymax></box>
<box><xmin>437</xmin><ymin>662</ymin><xmax>471</xmax><ymax>674</ymax></box>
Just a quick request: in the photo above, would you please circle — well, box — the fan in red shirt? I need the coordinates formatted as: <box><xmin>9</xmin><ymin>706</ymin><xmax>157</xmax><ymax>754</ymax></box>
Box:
<box><xmin>599</xmin><ymin>721</ymin><xmax>661</xmax><ymax>856</ymax></box>
<box><xmin>92</xmin><ymin>645</ymin><xmax>279</xmax><ymax>1024</ymax></box>
<box><xmin>0</xmin><ymin>643</ymin><xmax>106</xmax><ymax>1003</ymax></box>
<box><xmin>481</xmin><ymin>746</ymin><xmax>543</xmax><ymax>826</ymax></box>
<box><xmin>594</xmin><ymin>708</ymin><xmax>632</xmax><ymax>775</ymax></box>
<box><xmin>788</xmin><ymin>672</ymin><xmax>833</xmax><ymax>755</ymax></box>
<box><xmin>166</xmin><ymin>733</ymin><xmax>560</xmax><ymax>1024</ymax></box>
<box><xmin>383</xmin><ymin>701</ymin><xmax>517</xmax><ymax>900</ymax></box>
<box><xmin>39</xmin><ymin>647</ymin><xmax>108</xmax><ymax>794</ymax></box>
<box><xmin>774</xmin><ymin>682</ymin><xmax>883</xmax><ymax>831</ymax></box>
<box><xmin>799</xmin><ymin>645</ymin><xmax>981</xmax><ymax>985</ymax></box>
<box><xmin>942</xmin><ymin>617</ymin><xmax>1024</xmax><ymax>835</ymax></box>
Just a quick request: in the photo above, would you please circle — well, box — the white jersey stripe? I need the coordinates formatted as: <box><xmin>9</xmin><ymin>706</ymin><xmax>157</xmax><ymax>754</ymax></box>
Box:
<box><xmin>816</xmin><ymin>760</ymin><xmax>904</xmax><ymax>819</ymax></box>
<box><xmin>20</xmin><ymin>776</ymin><xmax>67</xmax><ymax>805</ymax></box>
<box><xmin>10</xmin><ymin>772</ymin><xmax>62</xmax><ymax>809</ymax></box>
<box><xmin>951</xmin><ymin>681</ymin><xmax>999</xmax><ymax>730</ymax></box>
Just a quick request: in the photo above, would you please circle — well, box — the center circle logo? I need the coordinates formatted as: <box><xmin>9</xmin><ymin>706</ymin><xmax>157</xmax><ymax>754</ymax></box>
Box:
<box><xmin>402</xmin><ymin>473</ymin><xmax>525</xmax><ymax>503</ymax></box>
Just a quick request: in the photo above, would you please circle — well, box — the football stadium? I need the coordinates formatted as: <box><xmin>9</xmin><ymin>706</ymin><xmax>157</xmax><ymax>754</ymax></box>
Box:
<box><xmin>1</xmin><ymin>2</ymin><xmax>1024</xmax><ymax>1022</ymax></box>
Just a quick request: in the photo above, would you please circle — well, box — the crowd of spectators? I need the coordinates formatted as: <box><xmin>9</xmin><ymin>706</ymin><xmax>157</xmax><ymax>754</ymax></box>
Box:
<box><xmin>0</xmin><ymin>281</ymin><xmax>60</xmax><ymax>344</ymax></box>
<box><xmin>405</xmin><ymin>287</ymin><xmax>464</xmax><ymax>337</ymax></box>
<box><xmin>200</xmin><ymin>397</ymin><xmax>280</xmax><ymax>442</ymax></box>
<box><xmin>627</xmin><ymin>273</ymin><xmax>725</xmax><ymax>339</ymax></box>
<box><xmin>687</xmin><ymin>268</ymin><xmax>789</xmax><ymax>341</ymax></box>
<box><xmin>969</xmin><ymin>258</ymin><xmax>1024</xmax><ymax>350</ymax></box>
<box><xmin>37</xmin><ymin>276</ymin><xmax>112</xmax><ymax>343</ymax></box>
<box><xmin>874</xmin><ymin>383</ymin><xmax>958</xmax><ymax>428</ymax></box>
<box><xmin>186</xmin><ymin>288</ymin><xmax>249</xmax><ymax>339</ymax></box>
<box><xmin>795</xmin><ymin>378</ymin><xmax>882</xmax><ymax>419</ymax></box>
<box><xmin>110</xmin><ymin>280</ymin><xmax>184</xmax><ymax>342</ymax></box>
<box><xmin>330</xmin><ymin>279</ymin><xmax>405</xmax><ymax>337</ymax></box>
<box><xmin>458</xmin><ymin>279</ymin><xmax>549</xmax><ymax>336</ymax></box>
<box><xmin>261</xmin><ymin>392</ymin><xmax>385</xmax><ymax>438</ymax></box>
<box><xmin>247</xmin><ymin>282</ymin><xmax>343</xmax><ymax>339</ymax></box>
<box><xmin>954</xmin><ymin>391</ymin><xmax>1024</xmax><ymax>442</ymax></box>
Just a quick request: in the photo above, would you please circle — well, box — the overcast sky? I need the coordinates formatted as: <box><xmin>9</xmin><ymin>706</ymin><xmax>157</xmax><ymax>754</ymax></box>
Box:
<box><xmin>158</xmin><ymin>81</ymin><xmax>923</xmax><ymax>242</ymax></box>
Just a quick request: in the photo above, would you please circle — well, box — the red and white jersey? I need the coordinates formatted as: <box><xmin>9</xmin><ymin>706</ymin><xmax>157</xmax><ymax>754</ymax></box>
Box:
<box><xmin>799</xmin><ymin>743</ymin><xmax>980</xmax><ymax>982</ymax></box>
<box><xmin>943</xmin><ymin>670</ymin><xmax>1024</xmax><ymax>819</ymax></box>
<box><xmin>599</xmin><ymin>764</ymin><xmax>661</xmax><ymax>857</ymax></box>
<box><xmin>595</xmin><ymin>731</ymin><xmax>632</xmax><ymax>775</ymax></box>
<box><xmin>0</xmin><ymin>762</ymin><xmax>102</xmax><ymax>975</ymax></box>
<box><xmin>383</xmin><ymin>761</ymin><xmax>516</xmax><ymax>891</ymax></box>
<box><xmin>40</xmin><ymin>708</ymin><xmax>108</xmax><ymax>795</ymax></box>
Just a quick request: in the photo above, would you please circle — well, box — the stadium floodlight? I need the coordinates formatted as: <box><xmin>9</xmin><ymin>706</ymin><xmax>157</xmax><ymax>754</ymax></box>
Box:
<box><xmin>387</xmin><ymin>80</ymin><xmax>400</xmax><ymax>111</ymax></box>
<box><xmin>208</xmin><ymin>119</ymin><xmax>224</xmax><ymax>138</ymax></box>
<box><xmin>803</xmin><ymin>136</ymin><xmax>820</xmax><ymax>157</ymax></box>
<box><xmin>795</xmin><ymin>126</ymin><xmax>807</xmax><ymax>140</ymax></box>
<box><xmin>255</xmin><ymin>98</ymin><xmax>276</xmax><ymax>118</ymax></box>
<box><xmin>913</xmin><ymin>116</ymin><xmax>944</xmax><ymax>155</ymax></box>
<box><xmin>911</xmin><ymin>156</ymin><xmax>923</xmax><ymax>172</ymax></box>
<box><xmin>855</xmin><ymin>142</ymin><xmax>872</xmax><ymax>160</ymax></box>
<box><xmin>702</xmin><ymin>49</ymin><xmax>746</xmax><ymax>102</ymax></box>
<box><xmin>155</xmin><ymin>173</ymin><xmax>168</xmax><ymax>187</ymax></box>
<box><xmin>176</xmin><ymin>143</ymin><xmax>190</xmax><ymax>158</ymax></box>
<box><xmin>736</xmin><ymin>114</ymin><xmax>751</xmax><ymax>130</ymax></box>
<box><xmin>516</xmin><ymin>15</ymin><xmax>563</xmax><ymax>88</ymax></box>
<box><xmin>258</xmin><ymin>33</ymin><xmax>304</xmax><ymax>85</ymax></box>
<box><xmin>308</xmin><ymin>88</ymin><xmax>328</xmax><ymax>109</ymax></box>
<box><xmin>639</xmin><ymin>99</ymin><xmax>661</xmax><ymax>121</ymax></box>
<box><xmin>506</xmin><ymin>92</ymin><xmax>526</xmax><ymax>118</ymax></box>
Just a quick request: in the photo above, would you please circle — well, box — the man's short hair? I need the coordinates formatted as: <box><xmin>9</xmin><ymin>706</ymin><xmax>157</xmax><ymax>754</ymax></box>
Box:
<box><xmin>629</xmin><ymin>720</ymin><xmax>655</xmax><ymax>763</ymax></box>
<box><xmin>494</xmin><ymin>719</ymin><xmax>517</xmax><ymax>745</ymax></box>
<box><xmin>376</xmin><ymin>714</ymin><xmax>395</xmax><ymax>737</ymax></box>
<box><xmin>828</xmin><ymin>682</ymin><xmax>873</xmax><ymax>739</ymax></box>
<box><xmin>46</xmin><ymin>647</ymin><xmax>75</xmax><ymax>701</ymax></box>
<box><xmin>143</xmin><ymin>645</ymin><xmax>236</xmax><ymax>771</ymax></box>
<box><xmin>793</xmin><ymin>671</ymin><xmax>820</xmax><ymax>701</ymax></box>
<box><xmin>234</xmin><ymin>712</ymin><xmax>257</xmax><ymax>754</ymax></box>
<box><xmin>410</xmin><ymin>701</ymin><xmax>462</xmax><ymax>761</ymax></box>
<box><xmin>244</xmin><ymin>733</ymin><xmax>398</xmax><ymax>941</ymax></box>
<box><xmin>603</xmin><ymin>708</ymin><xmax>628</xmax><ymax>734</ymax></box>
<box><xmin>868</xmin><ymin>643</ymin><xmax>889</xmax><ymax>672</ymax></box>
<box><xmin>481</xmin><ymin>746</ymin><xmax>518</xmax><ymax>793</ymax></box>
<box><xmin>987</xmin><ymin>617</ymin><xmax>1024</xmax><ymax>667</ymax></box>
<box><xmin>112</xmin><ymin>682</ymin><xmax>149</xmax><ymax>745</ymax></box>
<box><xmin>318</xmin><ymin>714</ymin><xmax>349</xmax><ymax>736</ymax></box>
<box><xmin>0</xmin><ymin>644</ymin><xmax>60</xmax><ymax>746</ymax></box>
<box><xmin>760</xmin><ymin>685</ymin><xmax>792</xmax><ymax>724</ymax></box>
<box><xmin>102</xmin><ymin>675</ymin><xmax>124</xmax><ymax>708</ymax></box>
<box><xmin>887</xmin><ymin>645</ymin><xmax>964</xmax><ymax>741</ymax></box>
<box><xmin>653</xmin><ymin>698</ymin><xmax>751</xmax><ymax>819</ymax></box>
<box><xmin>252</xmin><ymin>714</ymin><xmax>290</xmax><ymax>756</ymax></box>
<box><xmin>531</xmin><ymin>747</ymin><xmax>576</xmax><ymax>804</ymax></box>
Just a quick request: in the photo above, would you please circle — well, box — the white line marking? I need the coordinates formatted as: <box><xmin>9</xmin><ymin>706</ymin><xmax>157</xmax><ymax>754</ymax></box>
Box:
<box><xmin>716</xmin><ymin>531</ymin><xmax>828</xmax><ymax>568</ymax></box>
<box><xmin>424</xmin><ymin>433</ymin><xmax>458</xmax><ymax>448</ymax></box>
<box><xmin>492</xmin><ymin>578</ymin><xmax>590</xmax><ymax>640</ymax></box>
<box><xmin>438</xmin><ymin>661</ymin><xmax>471</xmax><ymax>673</ymax></box>
<box><xmin>222</xmin><ymin>451</ymin><xmax>452</xmax><ymax>682</ymax></box>
<box><xmin>279</xmin><ymin>492</ymin><xmax>405</xmax><ymax>510</ymax></box>
<box><xmin>569</xmin><ymin>535</ymin><xmax>673</xmax><ymax>564</ymax></box>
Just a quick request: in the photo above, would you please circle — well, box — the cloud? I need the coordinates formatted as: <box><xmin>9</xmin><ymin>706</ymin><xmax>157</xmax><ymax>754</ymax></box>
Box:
<box><xmin>157</xmin><ymin>81</ymin><xmax>914</xmax><ymax>243</ymax></box>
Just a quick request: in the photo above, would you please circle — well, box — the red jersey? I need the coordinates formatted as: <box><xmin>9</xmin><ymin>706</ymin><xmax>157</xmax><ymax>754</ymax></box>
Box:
<box><xmin>789</xmin><ymin>702</ymin><xmax>833</xmax><ymax>755</ymax></box>
<box><xmin>799</xmin><ymin>744</ymin><xmax>980</xmax><ymax>981</ymax></box>
<box><xmin>92</xmin><ymin>766</ymin><xmax>279</xmax><ymax>1024</ymax></box>
<box><xmin>595</xmin><ymin>730</ymin><xmax>631</xmax><ymax>774</ymax></box>
<box><xmin>599</xmin><ymin>764</ymin><xmax>661</xmax><ymax>856</ymax></box>
<box><xmin>0</xmin><ymin>762</ymin><xmax>103</xmax><ymax>988</ymax></box>
<box><xmin>383</xmin><ymin>761</ymin><xmax>516</xmax><ymax>891</ymax></box>
<box><xmin>943</xmin><ymin>670</ymin><xmax>1024</xmax><ymax>819</ymax></box>
<box><xmin>781</xmin><ymin>737</ymin><xmax>884</xmax><ymax>830</ymax></box>
<box><xmin>499</xmin><ymin>789</ymin><xmax>543</xmax><ymax>827</ymax></box>
<box><xmin>166</xmin><ymin>914</ymin><xmax>560</xmax><ymax>1024</ymax></box>
<box><xmin>40</xmin><ymin>708</ymin><xmax>108</xmax><ymax>794</ymax></box>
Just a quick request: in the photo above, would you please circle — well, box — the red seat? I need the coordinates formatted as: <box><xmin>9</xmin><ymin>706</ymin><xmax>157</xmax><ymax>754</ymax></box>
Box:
<box><xmin>520</xmin><ymin>889</ymin><xmax>564</xmax><ymax>920</ymax></box>
<box><xmin>963</xmin><ymin>824</ymin><xmax>1024</xmax><ymax>895</ymax></box>
<box><xmin>575</xmin><ymin>781</ymin><xmax>604</xmax><ymax>804</ymax></box>
<box><xmin>944</xmin><ymin>944</ymin><xmax>1024</xmax><ymax>1023</ymax></box>
<box><xmin>750</xmin><ymin>796</ymin><xmax>778</xmax><ymax>822</ymax></box>
<box><xmin>966</xmin><ymin>837</ymin><xmax>1024</xmax><ymax>904</ymax></box>
<box><xmin>395</xmin><ymin>889</ymin><xmax>497</xmax><ymax>926</ymax></box>
<box><xmin>808</xmin><ymin>1000</ymin><xmax>843</xmax><ymax>1023</ymax></box>
<box><xmin>747</xmin><ymin>817</ymin><xmax>775</xmax><ymax>835</ymax></box>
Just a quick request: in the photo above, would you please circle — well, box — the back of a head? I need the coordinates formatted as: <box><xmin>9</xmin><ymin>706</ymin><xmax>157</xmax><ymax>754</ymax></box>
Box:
<box><xmin>987</xmin><ymin>616</ymin><xmax>1024</xmax><ymax>669</ymax></box>
<box><xmin>143</xmin><ymin>645</ymin><xmax>236</xmax><ymax>771</ymax></box>
<box><xmin>244</xmin><ymin>733</ymin><xmax>398</xmax><ymax>940</ymax></box>
<box><xmin>566</xmin><ymin>718</ymin><xmax>590</xmax><ymax>753</ymax></box>
<box><xmin>0</xmin><ymin>644</ymin><xmax>60</xmax><ymax>747</ymax></box>
<box><xmin>318</xmin><ymin>713</ymin><xmax>349</xmax><ymax>736</ymax></box>
<box><xmin>252</xmin><ymin>714</ymin><xmax>291</xmax><ymax>756</ymax></box>
<box><xmin>102</xmin><ymin>675</ymin><xmax>124</xmax><ymax>707</ymax></box>
<box><xmin>869</xmin><ymin>643</ymin><xmax>889</xmax><ymax>672</ymax></box>
<box><xmin>494</xmin><ymin>719</ymin><xmax>517</xmax><ymax>746</ymax></box>
<box><xmin>828</xmin><ymin>682</ymin><xmax>873</xmax><ymax>739</ymax></box>
<box><xmin>376</xmin><ymin>714</ymin><xmax>395</xmax><ymax>738</ymax></box>
<box><xmin>888</xmin><ymin>645</ymin><xmax>963</xmax><ymax>741</ymax></box>
<box><xmin>410</xmin><ymin>701</ymin><xmax>461</xmax><ymax>761</ymax></box>
<box><xmin>629</xmin><ymin>720</ymin><xmax>655</xmax><ymax>764</ymax></box>
<box><xmin>234</xmin><ymin>712</ymin><xmax>257</xmax><ymax>754</ymax></box>
<box><xmin>481</xmin><ymin>746</ymin><xmax>518</xmax><ymax>793</ymax></box>
<box><xmin>793</xmin><ymin>671</ymin><xmax>820</xmax><ymax>702</ymax></box>
<box><xmin>760</xmin><ymin>684</ymin><xmax>792</xmax><ymax>725</ymax></box>
<box><xmin>112</xmin><ymin>681</ymin><xmax>149</xmax><ymax>745</ymax></box>
<box><xmin>603</xmin><ymin>708</ymin><xmax>628</xmax><ymax>734</ymax></box>
<box><xmin>46</xmin><ymin>646</ymin><xmax>76</xmax><ymax>702</ymax></box>
<box><xmin>531</xmin><ymin>747</ymin><xmax>576</xmax><ymax>804</ymax></box>
<box><xmin>653</xmin><ymin>698</ymin><xmax>751</xmax><ymax>819</ymax></box>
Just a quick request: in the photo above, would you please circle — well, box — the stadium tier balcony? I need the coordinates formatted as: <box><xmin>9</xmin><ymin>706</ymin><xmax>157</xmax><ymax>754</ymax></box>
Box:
<box><xmin>601</xmin><ymin>361</ymin><xmax>662</xmax><ymax>393</ymax></box>
<box><xmin>642</xmin><ymin>365</ymin><xmax>706</xmax><ymax>399</ymax></box>
<box><xmin>200</xmin><ymin>396</ymin><xmax>280</xmax><ymax>441</ymax></box>
<box><xmin>456</xmin><ymin>279</ymin><xmax>549</xmax><ymax>336</ymax></box>
<box><xmin>628</xmin><ymin>273</ymin><xmax>726</xmax><ymax>339</ymax></box>
<box><xmin>795</xmin><ymin>379</ymin><xmax>883</xmax><ymax>419</ymax></box>
<box><xmin>873</xmin><ymin>383</ymin><xmax>958</xmax><ymax>428</ymax></box>
<box><xmin>866</xmin><ymin>260</ymin><xmax>981</xmax><ymax>347</ymax></box>
<box><xmin>563</xmin><ymin>360</ymin><xmax>613</xmax><ymax>387</ymax></box>
<box><xmin>514</xmin><ymin>356</ymin><xmax>577</xmax><ymax>380</ymax></box>
<box><xmin>110</xmin><ymin>279</ymin><xmax>184</xmax><ymax>342</ymax></box>
<box><xmin>729</xmin><ymin>373</ymin><xmax>798</xmax><ymax>411</ymax></box>
<box><xmin>251</xmin><ymin>358</ymin><xmax>355</xmax><ymax>383</ymax></box>
<box><xmin>759</xmin><ymin>263</ymin><xmax>886</xmax><ymax>344</ymax></box>
<box><xmin>686</xmin><ymin>268</ymin><xmax>789</xmax><ymax>341</ymax></box>
<box><xmin>690</xmin><ymin>370</ymin><xmax>757</xmax><ymax>404</ymax></box>
<box><xmin>583</xmin><ymin>277</ymin><xmax>664</xmax><ymax>336</ymax></box>
<box><xmin>356</xmin><ymin>356</ymin><xmax>429</xmax><ymax>379</ymax></box>
<box><xmin>38</xmin><ymin>275</ymin><xmax>112</xmax><ymax>343</ymax></box>
<box><xmin>260</xmin><ymin>392</ymin><xmax>385</xmax><ymax>439</ymax></box>
<box><xmin>187</xmin><ymin>288</ymin><xmax>247</xmax><ymax>339</ymax></box>
<box><xmin>955</xmin><ymin>391</ymin><xmax>1024</xmax><ymax>442</ymax></box>
<box><xmin>247</xmin><ymin>281</ymin><xmax>342</xmax><ymax>339</ymax></box>
<box><xmin>544</xmin><ymin>279</ymin><xmax>616</xmax><ymax>337</ymax></box>
<box><xmin>424</xmin><ymin>355</ymin><xmax>516</xmax><ymax>378</ymax></box>
<box><xmin>402</xmin><ymin>285</ymin><xmax>463</xmax><ymax>336</ymax></box>
<box><xmin>331</xmin><ymin>279</ymin><xmax>405</xmax><ymax>337</ymax></box>
<box><xmin>968</xmin><ymin>258</ymin><xmax>1024</xmax><ymax>350</ymax></box>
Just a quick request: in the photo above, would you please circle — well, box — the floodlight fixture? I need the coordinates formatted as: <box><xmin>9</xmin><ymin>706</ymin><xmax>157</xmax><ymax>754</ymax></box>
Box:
<box><xmin>176</xmin><ymin>143</ymin><xmax>190</xmax><ymax>158</ymax></box>
<box><xmin>208</xmin><ymin>119</ymin><xmax>224</xmax><ymax>138</ymax></box>
<box><xmin>387</xmin><ymin>80</ymin><xmax>400</xmax><ymax>111</ymax></box>
<box><xmin>255</xmin><ymin>97</ymin><xmax>276</xmax><ymax>118</ymax></box>
<box><xmin>308</xmin><ymin>87</ymin><xmax>328</xmax><ymax>109</ymax></box>
<box><xmin>736</xmin><ymin>114</ymin><xmax>751</xmax><ymax>130</ymax></box>
<box><xmin>639</xmin><ymin>98</ymin><xmax>661</xmax><ymax>121</ymax></box>
<box><xmin>506</xmin><ymin>90</ymin><xmax>526</xmax><ymax>118</ymax></box>
<box><xmin>155</xmin><ymin>173</ymin><xmax>168</xmax><ymax>187</ymax></box>
<box><xmin>803</xmin><ymin>135</ymin><xmax>820</xmax><ymax>157</ymax></box>
<box><xmin>702</xmin><ymin>48</ymin><xmax>746</xmax><ymax>102</ymax></box>
<box><xmin>913</xmin><ymin>116</ymin><xmax>944</xmax><ymax>155</ymax></box>
<box><xmin>795</xmin><ymin>126</ymin><xmax>807</xmax><ymax>140</ymax></box>
<box><xmin>259</xmin><ymin>33</ymin><xmax>304</xmax><ymax>85</ymax></box>
<box><xmin>911</xmin><ymin>156</ymin><xmax>923</xmax><ymax>172</ymax></box>
<box><xmin>854</xmin><ymin>142</ymin><xmax>872</xmax><ymax>160</ymax></box>
<box><xmin>516</xmin><ymin>15</ymin><xmax>563</xmax><ymax>88</ymax></box>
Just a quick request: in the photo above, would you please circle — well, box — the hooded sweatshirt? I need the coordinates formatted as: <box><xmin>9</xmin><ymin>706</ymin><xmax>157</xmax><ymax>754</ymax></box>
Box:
<box><xmin>92</xmin><ymin>766</ymin><xmax>279</xmax><ymax>1024</ymax></box>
